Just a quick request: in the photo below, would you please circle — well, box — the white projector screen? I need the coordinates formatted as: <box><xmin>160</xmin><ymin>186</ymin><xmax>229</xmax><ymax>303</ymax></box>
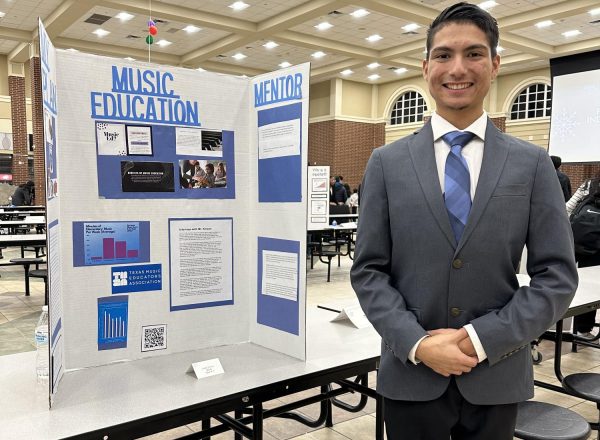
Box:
<box><xmin>549</xmin><ymin>69</ymin><xmax>600</xmax><ymax>162</ymax></box>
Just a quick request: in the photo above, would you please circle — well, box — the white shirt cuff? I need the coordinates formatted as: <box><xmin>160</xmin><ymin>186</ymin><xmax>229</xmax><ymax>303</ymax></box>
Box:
<box><xmin>408</xmin><ymin>335</ymin><xmax>430</xmax><ymax>364</ymax></box>
<box><xmin>464</xmin><ymin>324</ymin><xmax>487</xmax><ymax>362</ymax></box>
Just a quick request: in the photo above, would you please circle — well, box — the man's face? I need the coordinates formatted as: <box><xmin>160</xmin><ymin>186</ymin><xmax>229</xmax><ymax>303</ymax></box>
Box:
<box><xmin>205</xmin><ymin>165</ymin><xmax>213</xmax><ymax>175</ymax></box>
<box><xmin>423</xmin><ymin>22</ymin><xmax>500</xmax><ymax>128</ymax></box>
<box><xmin>330</xmin><ymin>177</ymin><xmax>335</xmax><ymax>186</ymax></box>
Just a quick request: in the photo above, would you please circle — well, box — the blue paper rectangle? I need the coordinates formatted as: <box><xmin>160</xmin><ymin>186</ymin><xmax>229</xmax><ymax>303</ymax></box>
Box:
<box><xmin>112</xmin><ymin>263</ymin><xmax>162</xmax><ymax>294</ymax></box>
<box><xmin>72</xmin><ymin>221</ymin><xmax>151</xmax><ymax>267</ymax></box>
<box><xmin>257</xmin><ymin>237</ymin><xmax>300</xmax><ymax>335</ymax></box>
<box><xmin>96</xmin><ymin>124</ymin><xmax>236</xmax><ymax>199</ymax></box>
<box><xmin>257</xmin><ymin>103</ymin><xmax>302</xmax><ymax>203</ymax></box>
<box><xmin>98</xmin><ymin>296</ymin><xmax>128</xmax><ymax>350</ymax></box>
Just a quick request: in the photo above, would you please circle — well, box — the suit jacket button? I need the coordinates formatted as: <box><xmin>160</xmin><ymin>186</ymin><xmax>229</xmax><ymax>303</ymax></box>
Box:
<box><xmin>452</xmin><ymin>259</ymin><xmax>463</xmax><ymax>269</ymax></box>
<box><xmin>450</xmin><ymin>307</ymin><xmax>461</xmax><ymax>317</ymax></box>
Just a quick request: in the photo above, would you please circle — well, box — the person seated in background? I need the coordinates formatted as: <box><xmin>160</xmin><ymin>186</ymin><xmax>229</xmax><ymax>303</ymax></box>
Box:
<box><xmin>215</xmin><ymin>162</ymin><xmax>226</xmax><ymax>183</ymax></box>
<box><xmin>567</xmin><ymin>172</ymin><xmax>600</xmax><ymax>338</ymax></box>
<box><xmin>10</xmin><ymin>181</ymin><xmax>34</xmax><ymax>206</ymax></box>
<box><xmin>194</xmin><ymin>163</ymin><xmax>216</xmax><ymax>188</ymax></box>
<box><xmin>347</xmin><ymin>188</ymin><xmax>359</xmax><ymax>214</ymax></box>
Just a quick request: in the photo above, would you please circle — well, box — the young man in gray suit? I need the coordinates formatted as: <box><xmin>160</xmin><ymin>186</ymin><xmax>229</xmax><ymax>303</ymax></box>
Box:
<box><xmin>350</xmin><ymin>3</ymin><xmax>578</xmax><ymax>439</ymax></box>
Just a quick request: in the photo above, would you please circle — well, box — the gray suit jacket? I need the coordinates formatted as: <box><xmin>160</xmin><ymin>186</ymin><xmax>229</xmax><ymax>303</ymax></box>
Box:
<box><xmin>350</xmin><ymin>119</ymin><xmax>578</xmax><ymax>405</ymax></box>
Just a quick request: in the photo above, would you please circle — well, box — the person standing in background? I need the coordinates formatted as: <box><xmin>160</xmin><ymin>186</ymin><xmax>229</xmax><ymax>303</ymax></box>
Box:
<box><xmin>351</xmin><ymin>3</ymin><xmax>577</xmax><ymax>438</ymax></box>
<box><xmin>551</xmin><ymin>155</ymin><xmax>572</xmax><ymax>201</ymax></box>
<box><xmin>567</xmin><ymin>173</ymin><xmax>600</xmax><ymax>337</ymax></box>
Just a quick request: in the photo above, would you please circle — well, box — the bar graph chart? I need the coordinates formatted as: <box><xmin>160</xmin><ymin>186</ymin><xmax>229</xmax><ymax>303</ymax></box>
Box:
<box><xmin>98</xmin><ymin>296</ymin><xmax>128</xmax><ymax>350</ymax></box>
<box><xmin>83</xmin><ymin>222</ymin><xmax>142</xmax><ymax>265</ymax></box>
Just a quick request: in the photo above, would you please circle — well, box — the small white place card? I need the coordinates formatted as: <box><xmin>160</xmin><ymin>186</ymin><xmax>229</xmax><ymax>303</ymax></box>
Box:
<box><xmin>331</xmin><ymin>305</ymin><xmax>371</xmax><ymax>329</ymax></box>
<box><xmin>190</xmin><ymin>358</ymin><xmax>225</xmax><ymax>379</ymax></box>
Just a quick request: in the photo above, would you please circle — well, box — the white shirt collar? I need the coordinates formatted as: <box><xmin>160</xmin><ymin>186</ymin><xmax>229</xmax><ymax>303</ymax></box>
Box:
<box><xmin>431</xmin><ymin>111</ymin><xmax>488</xmax><ymax>143</ymax></box>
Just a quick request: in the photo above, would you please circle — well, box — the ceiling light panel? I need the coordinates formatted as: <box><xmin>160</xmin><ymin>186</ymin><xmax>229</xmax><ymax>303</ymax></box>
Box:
<box><xmin>350</xmin><ymin>9</ymin><xmax>370</xmax><ymax>18</ymax></box>
<box><xmin>213</xmin><ymin>43</ymin><xmax>348</xmax><ymax>72</ymax></box>
<box><xmin>229</xmin><ymin>1</ymin><xmax>249</xmax><ymax>11</ymax></box>
<box><xmin>290</xmin><ymin>6</ymin><xmax>419</xmax><ymax>50</ymax></box>
<box><xmin>511</xmin><ymin>10</ymin><xmax>599</xmax><ymax>46</ymax></box>
<box><xmin>116</xmin><ymin>12</ymin><xmax>134</xmax><ymax>21</ymax></box>
<box><xmin>61</xmin><ymin>5</ymin><xmax>229</xmax><ymax>56</ymax></box>
<box><xmin>158</xmin><ymin>0</ymin><xmax>298</xmax><ymax>22</ymax></box>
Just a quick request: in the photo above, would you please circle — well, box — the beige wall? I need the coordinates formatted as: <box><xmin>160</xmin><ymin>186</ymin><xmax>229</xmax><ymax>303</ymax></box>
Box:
<box><xmin>309</xmin><ymin>81</ymin><xmax>331</xmax><ymax>118</ymax></box>
<box><xmin>341</xmin><ymin>80</ymin><xmax>373</xmax><ymax>118</ymax></box>
<box><xmin>0</xmin><ymin>55</ymin><xmax>8</xmax><ymax>96</ymax></box>
<box><xmin>506</xmin><ymin>120</ymin><xmax>550</xmax><ymax>149</ymax></box>
<box><xmin>495</xmin><ymin>68</ymin><xmax>550</xmax><ymax>113</ymax></box>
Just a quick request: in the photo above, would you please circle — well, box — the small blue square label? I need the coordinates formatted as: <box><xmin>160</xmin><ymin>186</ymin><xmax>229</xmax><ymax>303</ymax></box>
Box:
<box><xmin>111</xmin><ymin>263</ymin><xmax>162</xmax><ymax>294</ymax></box>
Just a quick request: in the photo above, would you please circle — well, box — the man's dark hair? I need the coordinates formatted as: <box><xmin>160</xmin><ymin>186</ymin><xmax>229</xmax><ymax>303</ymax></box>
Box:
<box><xmin>426</xmin><ymin>2</ymin><xmax>499</xmax><ymax>59</ymax></box>
<box><xmin>550</xmin><ymin>155</ymin><xmax>562</xmax><ymax>169</ymax></box>
<box><xmin>335</xmin><ymin>176</ymin><xmax>341</xmax><ymax>182</ymax></box>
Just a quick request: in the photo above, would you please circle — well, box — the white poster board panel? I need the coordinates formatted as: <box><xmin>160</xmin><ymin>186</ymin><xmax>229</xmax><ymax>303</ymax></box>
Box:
<box><xmin>55</xmin><ymin>51</ymin><xmax>252</xmax><ymax>370</ymax></box>
<box><xmin>249</xmin><ymin>63</ymin><xmax>310</xmax><ymax>360</ymax></box>
<box><xmin>39</xmin><ymin>19</ymin><xmax>64</xmax><ymax>406</ymax></box>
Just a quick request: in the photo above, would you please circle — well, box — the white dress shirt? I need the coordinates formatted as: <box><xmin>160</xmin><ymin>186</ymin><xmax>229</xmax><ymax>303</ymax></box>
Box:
<box><xmin>408</xmin><ymin>111</ymin><xmax>488</xmax><ymax>364</ymax></box>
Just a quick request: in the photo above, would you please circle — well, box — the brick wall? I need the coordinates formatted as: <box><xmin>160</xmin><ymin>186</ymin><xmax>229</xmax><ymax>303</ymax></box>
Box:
<box><xmin>308</xmin><ymin>119</ymin><xmax>385</xmax><ymax>189</ymax></box>
<box><xmin>30</xmin><ymin>57</ymin><xmax>45</xmax><ymax>204</ymax></box>
<box><xmin>9</xmin><ymin>74</ymin><xmax>28</xmax><ymax>187</ymax></box>
<box><xmin>562</xmin><ymin>163</ymin><xmax>600</xmax><ymax>192</ymax></box>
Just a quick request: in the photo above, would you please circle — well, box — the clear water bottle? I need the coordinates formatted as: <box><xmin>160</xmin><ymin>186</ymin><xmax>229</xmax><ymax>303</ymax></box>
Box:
<box><xmin>35</xmin><ymin>305</ymin><xmax>49</xmax><ymax>384</ymax></box>
<box><xmin>332</xmin><ymin>220</ymin><xmax>337</xmax><ymax>227</ymax></box>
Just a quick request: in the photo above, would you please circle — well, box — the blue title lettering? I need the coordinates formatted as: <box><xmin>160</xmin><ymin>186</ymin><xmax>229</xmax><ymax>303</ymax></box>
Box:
<box><xmin>254</xmin><ymin>73</ymin><xmax>303</xmax><ymax>107</ymax></box>
<box><xmin>91</xmin><ymin>66</ymin><xmax>200</xmax><ymax>126</ymax></box>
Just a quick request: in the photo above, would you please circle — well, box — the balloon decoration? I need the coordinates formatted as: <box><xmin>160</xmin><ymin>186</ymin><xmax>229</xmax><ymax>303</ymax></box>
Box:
<box><xmin>146</xmin><ymin>19</ymin><xmax>157</xmax><ymax>44</ymax></box>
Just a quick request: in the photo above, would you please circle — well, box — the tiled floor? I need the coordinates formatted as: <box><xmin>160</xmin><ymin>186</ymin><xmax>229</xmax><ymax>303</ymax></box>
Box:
<box><xmin>1</xmin><ymin>248</ymin><xmax>599</xmax><ymax>439</ymax></box>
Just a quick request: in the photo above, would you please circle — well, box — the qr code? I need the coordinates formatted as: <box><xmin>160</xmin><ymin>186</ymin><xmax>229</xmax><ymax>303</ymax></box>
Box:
<box><xmin>141</xmin><ymin>324</ymin><xmax>167</xmax><ymax>352</ymax></box>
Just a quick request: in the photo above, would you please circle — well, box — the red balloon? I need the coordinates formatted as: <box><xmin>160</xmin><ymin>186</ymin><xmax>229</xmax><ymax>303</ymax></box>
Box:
<box><xmin>149</xmin><ymin>25</ymin><xmax>158</xmax><ymax>36</ymax></box>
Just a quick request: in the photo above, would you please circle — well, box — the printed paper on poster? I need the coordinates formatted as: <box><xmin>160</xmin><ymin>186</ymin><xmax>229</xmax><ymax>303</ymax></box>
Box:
<box><xmin>126</xmin><ymin>125</ymin><xmax>153</xmax><ymax>155</ymax></box>
<box><xmin>169</xmin><ymin>218</ymin><xmax>233</xmax><ymax>309</ymax></box>
<box><xmin>258</xmin><ymin>119</ymin><xmax>300</xmax><ymax>159</ymax></box>
<box><xmin>261</xmin><ymin>250</ymin><xmax>298</xmax><ymax>301</ymax></box>
<box><xmin>96</xmin><ymin>122</ymin><xmax>126</xmax><ymax>155</ymax></box>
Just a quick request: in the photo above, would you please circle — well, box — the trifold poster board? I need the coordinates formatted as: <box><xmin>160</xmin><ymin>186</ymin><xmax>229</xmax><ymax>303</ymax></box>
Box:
<box><xmin>40</xmin><ymin>22</ymin><xmax>309</xmax><ymax>406</ymax></box>
<box><xmin>307</xmin><ymin>166</ymin><xmax>330</xmax><ymax>230</ymax></box>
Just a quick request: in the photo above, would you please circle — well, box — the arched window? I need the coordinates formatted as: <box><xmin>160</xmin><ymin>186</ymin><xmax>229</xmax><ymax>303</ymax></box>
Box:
<box><xmin>509</xmin><ymin>83</ymin><xmax>552</xmax><ymax>120</ymax></box>
<box><xmin>390</xmin><ymin>90</ymin><xmax>427</xmax><ymax>125</ymax></box>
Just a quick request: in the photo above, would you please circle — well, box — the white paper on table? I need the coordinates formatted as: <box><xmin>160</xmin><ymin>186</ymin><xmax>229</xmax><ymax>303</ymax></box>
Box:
<box><xmin>261</xmin><ymin>250</ymin><xmax>298</xmax><ymax>301</ymax></box>
<box><xmin>190</xmin><ymin>358</ymin><xmax>225</xmax><ymax>379</ymax></box>
<box><xmin>258</xmin><ymin>119</ymin><xmax>300</xmax><ymax>159</ymax></box>
<box><xmin>331</xmin><ymin>305</ymin><xmax>371</xmax><ymax>329</ymax></box>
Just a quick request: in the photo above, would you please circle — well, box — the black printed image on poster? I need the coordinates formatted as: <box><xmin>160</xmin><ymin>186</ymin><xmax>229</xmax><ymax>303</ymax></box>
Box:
<box><xmin>121</xmin><ymin>161</ymin><xmax>175</xmax><ymax>192</ymax></box>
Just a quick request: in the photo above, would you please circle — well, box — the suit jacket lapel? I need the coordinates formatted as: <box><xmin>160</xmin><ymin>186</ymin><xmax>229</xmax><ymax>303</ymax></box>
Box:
<box><xmin>408</xmin><ymin>121</ymin><xmax>456</xmax><ymax>248</ymax></box>
<box><xmin>456</xmin><ymin>119</ymin><xmax>510</xmax><ymax>254</ymax></box>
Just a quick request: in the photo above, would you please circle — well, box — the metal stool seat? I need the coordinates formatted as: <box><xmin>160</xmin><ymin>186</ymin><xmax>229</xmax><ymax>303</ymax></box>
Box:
<box><xmin>9</xmin><ymin>257</ymin><xmax>44</xmax><ymax>297</ymax></box>
<box><xmin>563</xmin><ymin>373</ymin><xmax>600</xmax><ymax>402</ymax></box>
<box><xmin>515</xmin><ymin>401</ymin><xmax>590</xmax><ymax>440</ymax></box>
<box><xmin>29</xmin><ymin>269</ymin><xmax>48</xmax><ymax>305</ymax></box>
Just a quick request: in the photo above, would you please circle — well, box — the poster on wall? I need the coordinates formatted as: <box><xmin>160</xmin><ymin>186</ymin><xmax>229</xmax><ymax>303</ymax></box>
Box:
<box><xmin>168</xmin><ymin>218</ymin><xmax>234</xmax><ymax>311</ymax></box>
<box><xmin>90</xmin><ymin>65</ymin><xmax>236</xmax><ymax>199</ymax></box>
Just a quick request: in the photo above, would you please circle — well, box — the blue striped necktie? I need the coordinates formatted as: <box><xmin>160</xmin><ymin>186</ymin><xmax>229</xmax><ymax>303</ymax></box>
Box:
<box><xmin>442</xmin><ymin>130</ymin><xmax>475</xmax><ymax>243</ymax></box>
